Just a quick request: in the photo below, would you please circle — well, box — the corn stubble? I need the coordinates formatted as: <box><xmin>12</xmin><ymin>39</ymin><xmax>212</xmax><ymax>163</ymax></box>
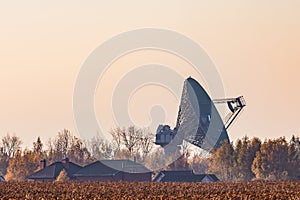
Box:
<box><xmin>0</xmin><ymin>181</ymin><xmax>299</xmax><ymax>199</ymax></box>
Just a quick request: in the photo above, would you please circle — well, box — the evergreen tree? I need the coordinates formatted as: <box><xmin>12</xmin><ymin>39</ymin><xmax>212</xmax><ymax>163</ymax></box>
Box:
<box><xmin>234</xmin><ymin>137</ymin><xmax>261</xmax><ymax>180</ymax></box>
<box><xmin>287</xmin><ymin>135</ymin><xmax>300</xmax><ymax>179</ymax></box>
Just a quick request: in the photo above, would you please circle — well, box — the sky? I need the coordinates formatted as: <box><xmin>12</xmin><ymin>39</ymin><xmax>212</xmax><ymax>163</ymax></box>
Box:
<box><xmin>0</xmin><ymin>1</ymin><xmax>300</xmax><ymax>148</ymax></box>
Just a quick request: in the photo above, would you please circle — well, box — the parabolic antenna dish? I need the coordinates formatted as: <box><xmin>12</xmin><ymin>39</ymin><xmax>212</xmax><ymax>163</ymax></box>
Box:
<box><xmin>155</xmin><ymin>77</ymin><xmax>230</xmax><ymax>152</ymax></box>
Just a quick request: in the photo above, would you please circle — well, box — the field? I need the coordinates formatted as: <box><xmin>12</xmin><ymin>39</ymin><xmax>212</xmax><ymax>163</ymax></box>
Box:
<box><xmin>0</xmin><ymin>181</ymin><xmax>299</xmax><ymax>199</ymax></box>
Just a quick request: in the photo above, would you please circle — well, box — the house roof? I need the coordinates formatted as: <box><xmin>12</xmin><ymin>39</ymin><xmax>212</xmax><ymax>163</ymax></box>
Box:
<box><xmin>27</xmin><ymin>161</ymin><xmax>82</xmax><ymax>180</ymax></box>
<box><xmin>73</xmin><ymin>161</ymin><xmax>119</xmax><ymax>177</ymax></box>
<box><xmin>101</xmin><ymin>160</ymin><xmax>151</xmax><ymax>173</ymax></box>
<box><xmin>201</xmin><ymin>174</ymin><xmax>219</xmax><ymax>182</ymax></box>
<box><xmin>73</xmin><ymin>160</ymin><xmax>151</xmax><ymax>177</ymax></box>
<box><xmin>153</xmin><ymin>170</ymin><xmax>219</xmax><ymax>182</ymax></box>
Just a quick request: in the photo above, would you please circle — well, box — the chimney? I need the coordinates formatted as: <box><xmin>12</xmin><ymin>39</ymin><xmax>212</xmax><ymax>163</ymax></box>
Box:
<box><xmin>133</xmin><ymin>156</ymin><xmax>137</xmax><ymax>163</ymax></box>
<box><xmin>62</xmin><ymin>158</ymin><xmax>70</xmax><ymax>169</ymax></box>
<box><xmin>40</xmin><ymin>159</ymin><xmax>46</xmax><ymax>169</ymax></box>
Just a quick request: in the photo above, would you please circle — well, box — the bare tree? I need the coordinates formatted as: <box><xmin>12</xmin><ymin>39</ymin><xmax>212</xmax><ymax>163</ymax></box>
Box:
<box><xmin>138</xmin><ymin>128</ymin><xmax>154</xmax><ymax>159</ymax></box>
<box><xmin>52</xmin><ymin>129</ymin><xmax>73</xmax><ymax>160</ymax></box>
<box><xmin>100</xmin><ymin>142</ymin><xmax>113</xmax><ymax>159</ymax></box>
<box><xmin>47</xmin><ymin>129</ymin><xmax>93</xmax><ymax>164</ymax></box>
<box><xmin>88</xmin><ymin>136</ymin><xmax>102</xmax><ymax>159</ymax></box>
<box><xmin>110</xmin><ymin>126</ymin><xmax>141</xmax><ymax>155</ymax></box>
<box><xmin>47</xmin><ymin>129</ymin><xmax>75</xmax><ymax>161</ymax></box>
<box><xmin>87</xmin><ymin>136</ymin><xmax>114</xmax><ymax>160</ymax></box>
<box><xmin>121</xmin><ymin>126</ymin><xmax>141</xmax><ymax>154</ymax></box>
<box><xmin>110</xmin><ymin>127</ymin><xmax>123</xmax><ymax>153</ymax></box>
<box><xmin>1</xmin><ymin>133</ymin><xmax>22</xmax><ymax>158</ymax></box>
<box><xmin>110</xmin><ymin>126</ymin><xmax>155</xmax><ymax>160</ymax></box>
<box><xmin>67</xmin><ymin>137</ymin><xmax>92</xmax><ymax>165</ymax></box>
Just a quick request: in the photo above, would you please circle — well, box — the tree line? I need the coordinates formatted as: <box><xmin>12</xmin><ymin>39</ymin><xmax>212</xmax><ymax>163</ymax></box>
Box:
<box><xmin>0</xmin><ymin>127</ymin><xmax>154</xmax><ymax>181</ymax></box>
<box><xmin>191</xmin><ymin>136</ymin><xmax>300</xmax><ymax>181</ymax></box>
<box><xmin>0</xmin><ymin>128</ymin><xmax>299</xmax><ymax>181</ymax></box>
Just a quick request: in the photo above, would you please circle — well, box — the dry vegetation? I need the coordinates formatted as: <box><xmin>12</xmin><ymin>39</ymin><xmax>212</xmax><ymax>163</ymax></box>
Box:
<box><xmin>0</xmin><ymin>181</ymin><xmax>299</xmax><ymax>199</ymax></box>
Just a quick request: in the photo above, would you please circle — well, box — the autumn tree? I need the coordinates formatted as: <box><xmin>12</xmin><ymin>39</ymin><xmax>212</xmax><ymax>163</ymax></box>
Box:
<box><xmin>0</xmin><ymin>134</ymin><xmax>22</xmax><ymax>177</ymax></box>
<box><xmin>167</xmin><ymin>150</ymin><xmax>191</xmax><ymax>171</ymax></box>
<box><xmin>47</xmin><ymin>129</ymin><xmax>92</xmax><ymax>165</ymax></box>
<box><xmin>55</xmin><ymin>169</ymin><xmax>69</xmax><ymax>182</ymax></box>
<box><xmin>5</xmin><ymin>149</ymin><xmax>39</xmax><ymax>181</ymax></box>
<box><xmin>252</xmin><ymin>137</ymin><xmax>289</xmax><ymax>180</ymax></box>
<box><xmin>233</xmin><ymin>136</ymin><xmax>261</xmax><ymax>180</ymax></box>
<box><xmin>32</xmin><ymin>137</ymin><xmax>47</xmax><ymax>168</ymax></box>
<box><xmin>190</xmin><ymin>154</ymin><xmax>209</xmax><ymax>174</ymax></box>
<box><xmin>207</xmin><ymin>140</ymin><xmax>235</xmax><ymax>181</ymax></box>
<box><xmin>144</xmin><ymin>148</ymin><xmax>166</xmax><ymax>171</ymax></box>
<box><xmin>4</xmin><ymin>137</ymin><xmax>47</xmax><ymax>181</ymax></box>
<box><xmin>287</xmin><ymin>135</ymin><xmax>300</xmax><ymax>179</ymax></box>
<box><xmin>67</xmin><ymin>137</ymin><xmax>92</xmax><ymax>165</ymax></box>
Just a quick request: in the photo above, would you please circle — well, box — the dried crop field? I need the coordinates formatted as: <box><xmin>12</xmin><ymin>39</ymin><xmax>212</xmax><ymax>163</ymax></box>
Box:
<box><xmin>0</xmin><ymin>181</ymin><xmax>299</xmax><ymax>199</ymax></box>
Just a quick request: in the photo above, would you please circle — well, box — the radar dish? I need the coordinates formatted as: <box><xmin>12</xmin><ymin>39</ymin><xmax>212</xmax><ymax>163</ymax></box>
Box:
<box><xmin>155</xmin><ymin>77</ymin><xmax>231</xmax><ymax>152</ymax></box>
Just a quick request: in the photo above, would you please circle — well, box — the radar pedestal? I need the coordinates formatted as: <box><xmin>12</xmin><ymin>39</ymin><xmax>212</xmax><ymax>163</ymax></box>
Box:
<box><xmin>155</xmin><ymin>125</ymin><xmax>182</xmax><ymax>155</ymax></box>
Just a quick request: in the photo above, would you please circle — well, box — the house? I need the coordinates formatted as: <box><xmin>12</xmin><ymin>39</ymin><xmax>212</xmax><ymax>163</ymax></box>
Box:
<box><xmin>153</xmin><ymin>170</ymin><xmax>219</xmax><ymax>182</ymax></box>
<box><xmin>27</xmin><ymin>158</ymin><xmax>82</xmax><ymax>181</ymax></box>
<box><xmin>73</xmin><ymin>159</ymin><xmax>152</xmax><ymax>182</ymax></box>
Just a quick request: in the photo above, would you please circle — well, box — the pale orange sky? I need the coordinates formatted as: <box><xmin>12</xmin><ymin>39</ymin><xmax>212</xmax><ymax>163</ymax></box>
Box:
<box><xmin>0</xmin><ymin>1</ymin><xmax>300</xmax><ymax>147</ymax></box>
